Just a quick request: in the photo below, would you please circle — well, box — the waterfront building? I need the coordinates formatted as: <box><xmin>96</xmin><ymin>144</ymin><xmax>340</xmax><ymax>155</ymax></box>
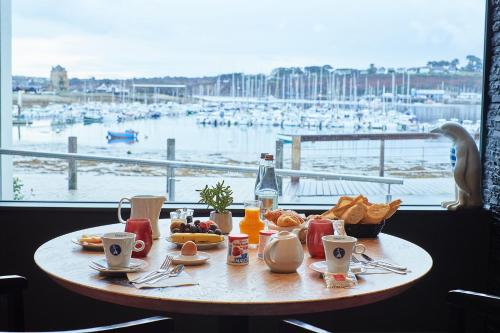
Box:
<box><xmin>49</xmin><ymin>65</ymin><xmax>69</xmax><ymax>92</ymax></box>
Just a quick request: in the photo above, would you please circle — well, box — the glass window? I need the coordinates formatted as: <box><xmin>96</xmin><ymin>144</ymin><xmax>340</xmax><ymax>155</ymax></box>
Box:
<box><xmin>2</xmin><ymin>0</ymin><xmax>486</xmax><ymax>204</ymax></box>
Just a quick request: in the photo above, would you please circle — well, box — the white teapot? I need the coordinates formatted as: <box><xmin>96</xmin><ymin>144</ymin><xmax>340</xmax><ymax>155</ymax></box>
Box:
<box><xmin>263</xmin><ymin>230</ymin><xmax>304</xmax><ymax>273</ymax></box>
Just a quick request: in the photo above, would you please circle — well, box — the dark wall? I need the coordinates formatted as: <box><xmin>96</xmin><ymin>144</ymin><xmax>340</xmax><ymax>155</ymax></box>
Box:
<box><xmin>0</xmin><ymin>206</ymin><xmax>491</xmax><ymax>332</ymax></box>
<box><xmin>483</xmin><ymin>0</ymin><xmax>500</xmax><ymax>295</ymax></box>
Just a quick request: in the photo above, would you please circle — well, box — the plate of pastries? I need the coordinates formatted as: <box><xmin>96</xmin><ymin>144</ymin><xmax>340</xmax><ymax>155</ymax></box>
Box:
<box><xmin>264</xmin><ymin>209</ymin><xmax>307</xmax><ymax>242</ymax></box>
<box><xmin>72</xmin><ymin>234</ymin><xmax>103</xmax><ymax>251</ymax></box>
<box><xmin>318</xmin><ymin>195</ymin><xmax>401</xmax><ymax>238</ymax></box>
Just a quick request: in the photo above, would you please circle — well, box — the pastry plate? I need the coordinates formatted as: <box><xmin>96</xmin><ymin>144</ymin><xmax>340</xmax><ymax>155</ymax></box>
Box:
<box><xmin>166</xmin><ymin>236</ymin><xmax>225</xmax><ymax>250</ymax></box>
<box><xmin>89</xmin><ymin>258</ymin><xmax>148</xmax><ymax>274</ymax></box>
<box><xmin>309</xmin><ymin>261</ymin><xmax>366</xmax><ymax>275</ymax></box>
<box><xmin>169</xmin><ymin>251</ymin><xmax>210</xmax><ymax>265</ymax></box>
<box><xmin>71</xmin><ymin>238</ymin><xmax>104</xmax><ymax>251</ymax></box>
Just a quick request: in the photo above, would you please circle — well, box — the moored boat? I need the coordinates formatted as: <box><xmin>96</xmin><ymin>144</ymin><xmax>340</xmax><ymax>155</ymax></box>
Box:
<box><xmin>106</xmin><ymin>129</ymin><xmax>138</xmax><ymax>139</ymax></box>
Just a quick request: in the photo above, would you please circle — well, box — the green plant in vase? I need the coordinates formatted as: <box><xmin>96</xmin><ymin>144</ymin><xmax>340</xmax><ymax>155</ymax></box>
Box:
<box><xmin>197</xmin><ymin>181</ymin><xmax>234</xmax><ymax>234</ymax></box>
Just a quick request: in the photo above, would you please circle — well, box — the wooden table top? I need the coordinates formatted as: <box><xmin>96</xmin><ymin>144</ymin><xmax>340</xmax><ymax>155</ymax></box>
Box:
<box><xmin>34</xmin><ymin>219</ymin><xmax>432</xmax><ymax>316</ymax></box>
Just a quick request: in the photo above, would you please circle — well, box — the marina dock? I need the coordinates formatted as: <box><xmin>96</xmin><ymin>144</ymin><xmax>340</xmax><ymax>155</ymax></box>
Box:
<box><xmin>278</xmin><ymin>132</ymin><xmax>441</xmax><ymax>180</ymax></box>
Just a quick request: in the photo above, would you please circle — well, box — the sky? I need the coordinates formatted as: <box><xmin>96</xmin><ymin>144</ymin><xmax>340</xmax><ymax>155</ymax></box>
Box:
<box><xmin>12</xmin><ymin>0</ymin><xmax>486</xmax><ymax>79</ymax></box>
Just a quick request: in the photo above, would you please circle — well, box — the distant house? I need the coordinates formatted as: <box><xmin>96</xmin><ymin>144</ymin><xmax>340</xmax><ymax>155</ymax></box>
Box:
<box><xmin>109</xmin><ymin>85</ymin><xmax>129</xmax><ymax>95</ymax></box>
<box><xmin>49</xmin><ymin>65</ymin><xmax>69</xmax><ymax>91</ymax></box>
<box><xmin>95</xmin><ymin>84</ymin><xmax>108</xmax><ymax>93</ymax></box>
<box><xmin>376</xmin><ymin>67</ymin><xmax>386</xmax><ymax>74</ymax></box>
<box><xmin>94</xmin><ymin>83</ymin><xmax>129</xmax><ymax>95</ymax></box>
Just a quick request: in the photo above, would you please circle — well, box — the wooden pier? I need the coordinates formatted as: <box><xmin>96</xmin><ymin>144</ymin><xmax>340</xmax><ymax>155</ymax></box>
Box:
<box><xmin>279</xmin><ymin>132</ymin><xmax>440</xmax><ymax>182</ymax></box>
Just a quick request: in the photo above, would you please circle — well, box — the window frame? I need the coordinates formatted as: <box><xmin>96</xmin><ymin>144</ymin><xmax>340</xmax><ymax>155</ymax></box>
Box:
<box><xmin>0</xmin><ymin>0</ymin><xmax>491</xmax><ymax>207</ymax></box>
<box><xmin>0</xmin><ymin>0</ymin><xmax>12</xmax><ymax>200</ymax></box>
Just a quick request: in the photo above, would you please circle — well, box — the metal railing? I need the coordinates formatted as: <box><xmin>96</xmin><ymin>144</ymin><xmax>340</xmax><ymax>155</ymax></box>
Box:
<box><xmin>0</xmin><ymin>146</ymin><xmax>403</xmax><ymax>201</ymax></box>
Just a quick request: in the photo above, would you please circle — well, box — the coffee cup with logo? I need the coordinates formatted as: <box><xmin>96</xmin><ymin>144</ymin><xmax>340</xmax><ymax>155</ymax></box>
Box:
<box><xmin>321</xmin><ymin>235</ymin><xmax>366</xmax><ymax>273</ymax></box>
<box><xmin>101</xmin><ymin>232</ymin><xmax>145</xmax><ymax>268</ymax></box>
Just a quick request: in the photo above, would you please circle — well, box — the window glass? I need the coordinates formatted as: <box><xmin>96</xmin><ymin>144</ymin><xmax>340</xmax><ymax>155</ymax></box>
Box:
<box><xmin>7</xmin><ymin>0</ymin><xmax>485</xmax><ymax>204</ymax></box>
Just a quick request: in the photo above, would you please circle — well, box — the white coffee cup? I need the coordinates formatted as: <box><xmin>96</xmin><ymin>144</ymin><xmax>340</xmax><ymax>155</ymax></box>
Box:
<box><xmin>118</xmin><ymin>195</ymin><xmax>165</xmax><ymax>239</ymax></box>
<box><xmin>322</xmin><ymin>235</ymin><xmax>366</xmax><ymax>273</ymax></box>
<box><xmin>101</xmin><ymin>232</ymin><xmax>145</xmax><ymax>268</ymax></box>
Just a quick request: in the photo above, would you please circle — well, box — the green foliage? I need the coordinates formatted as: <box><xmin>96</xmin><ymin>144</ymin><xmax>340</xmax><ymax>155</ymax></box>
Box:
<box><xmin>367</xmin><ymin>63</ymin><xmax>377</xmax><ymax>74</ymax></box>
<box><xmin>464</xmin><ymin>55</ymin><xmax>482</xmax><ymax>72</ymax></box>
<box><xmin>197</xmin><ymin>181</ymin><xmax>233</xmax><ymax>214</ymax></box>
<box><xmin>13</xmin><ymin>177</ymin><xmax>24</xmax><ymax>200</ymax></box>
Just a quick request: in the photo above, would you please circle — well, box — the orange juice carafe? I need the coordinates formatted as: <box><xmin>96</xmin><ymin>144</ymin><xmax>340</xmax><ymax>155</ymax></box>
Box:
<box><xmin>239</xmin><ymin>200</ymin><xmax>265</xmax><ymax>244</ymax></box>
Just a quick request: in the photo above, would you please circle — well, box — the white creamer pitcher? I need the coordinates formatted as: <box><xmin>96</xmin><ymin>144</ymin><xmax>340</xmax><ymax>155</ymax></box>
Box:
<box><xmin>118</xmin><ymin>195</ymin><xmax>165</xmax><ymax>239</ymax></box>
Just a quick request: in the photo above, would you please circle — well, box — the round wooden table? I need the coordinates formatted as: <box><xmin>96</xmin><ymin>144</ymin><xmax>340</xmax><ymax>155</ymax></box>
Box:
<box><xmin>35</xmin><ymin>219</ymin><xmax>432</xmax><ymax>331</ymax></box>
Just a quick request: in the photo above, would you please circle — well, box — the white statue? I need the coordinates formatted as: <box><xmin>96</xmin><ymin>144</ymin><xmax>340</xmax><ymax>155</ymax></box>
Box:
<box><xmin>431</xmin><ymin>122</ymin><xmax>482</xmax><ymax>210</ymax></box>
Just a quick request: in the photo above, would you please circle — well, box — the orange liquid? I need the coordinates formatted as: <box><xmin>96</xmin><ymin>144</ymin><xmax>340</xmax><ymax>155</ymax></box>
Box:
<box><xmin>239</xmin><ymin>207</ymin><xmax>265</xmax><ymax>244</ymax></box>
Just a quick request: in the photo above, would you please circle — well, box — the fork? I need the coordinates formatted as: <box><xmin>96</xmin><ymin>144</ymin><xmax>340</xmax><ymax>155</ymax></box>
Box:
<box><xmin>146</xmin><ymin>264</ymin><xmax>184</xmax><ymax>285</ymax></box>
<box><xmin>352</xmin><ymin>255</ymin><xmax>407</xmax><ymax>275</ymax></box>
<box><xmin>131</xmin><ymin>254</ymin><xmax>173</xmax><ymax>284</ymax></box>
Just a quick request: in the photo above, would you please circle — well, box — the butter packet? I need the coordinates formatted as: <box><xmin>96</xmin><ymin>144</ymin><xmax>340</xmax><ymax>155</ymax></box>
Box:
<box><xmin>323</xmin><ymin>271</ymin><xmax>357</xmax><ymax>288</ymax></box>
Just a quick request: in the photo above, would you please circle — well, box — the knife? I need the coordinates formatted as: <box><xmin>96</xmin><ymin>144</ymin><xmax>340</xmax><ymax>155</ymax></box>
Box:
<box><xmin>363</xmin><ymin>262</ymin><xmax>408</xmax><ymax>274</ymax></box>
<box><xmin>361</xmin><ymin>253</ymin><xmax>407</xmax><ymax>271</ymax></box>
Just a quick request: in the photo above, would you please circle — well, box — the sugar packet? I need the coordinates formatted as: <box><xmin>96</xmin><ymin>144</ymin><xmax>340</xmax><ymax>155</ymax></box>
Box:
<box><xmin>332</xmin><ymin>219</ymin><xmax>347</xmax><ymax>237</ymax></box>
<box><xmin>323</xmin><ymin>271</ymin><xmax>358</xmax><ymax>288</ymax></box>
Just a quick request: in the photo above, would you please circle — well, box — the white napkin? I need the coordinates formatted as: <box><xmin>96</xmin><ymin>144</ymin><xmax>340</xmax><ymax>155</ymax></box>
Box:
<box><xmin>127</xmin><ymin>271</ymin><xmax>198</xmax><ymax>289</ymax></box>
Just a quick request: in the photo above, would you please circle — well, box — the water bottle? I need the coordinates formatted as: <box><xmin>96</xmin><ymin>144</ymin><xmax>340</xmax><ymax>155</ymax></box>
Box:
<box><xmin>254</xmin><ymin>153</ymin><xmax>268</xmax><ymax>200</ymax></box>
<box><xmin>255</xmin><ymin>154</ymin><xmax>279</xmax><ymax>212</ymax></box>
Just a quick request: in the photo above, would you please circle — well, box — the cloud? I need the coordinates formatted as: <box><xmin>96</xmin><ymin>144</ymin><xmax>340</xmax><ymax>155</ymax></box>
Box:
<box><xmin>12</xmin><ymin>0</ymin><xmax>486</xmax><ymax>78</ymax></box>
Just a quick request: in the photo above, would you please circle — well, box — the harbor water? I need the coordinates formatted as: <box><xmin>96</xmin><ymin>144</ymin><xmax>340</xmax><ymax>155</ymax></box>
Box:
<box><xmin>10</xmin><ymin>102</ymin><xmax>481</xmax><ymax>204</ymax></box>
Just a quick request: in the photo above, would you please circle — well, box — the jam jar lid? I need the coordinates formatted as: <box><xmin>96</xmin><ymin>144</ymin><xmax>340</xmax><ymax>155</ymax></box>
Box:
<box><xmin>228</xmin><ymin>233</ymin><xmax>248</xmax><ymax>240</ymax></box>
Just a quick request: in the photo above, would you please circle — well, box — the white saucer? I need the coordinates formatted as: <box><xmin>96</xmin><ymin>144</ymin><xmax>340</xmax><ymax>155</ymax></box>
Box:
<box><xmin>72</xmin><ymin>238</ymin><xmax>104</xmax><ymax>251</ymax></box>
<box><xmin>309</xmin><ymin>261</ymin><xmax>366</xmax><ymax>275</ymax></box>
<box><xmin>89</xmin><ymin>258</ymin><xmax>148</xmax><ymax>273</ymax></box>
<box><xmin>170</xmin><ymin>251</ymin><xmax>210</xmax><ymax>265</ymax></box>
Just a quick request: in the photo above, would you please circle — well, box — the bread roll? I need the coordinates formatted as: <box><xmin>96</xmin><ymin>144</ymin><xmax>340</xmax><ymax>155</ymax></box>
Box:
<box><xmin>340</xmin><ymin>203</ymin><xmax>367</xmax><ymax>224</ymax></box>
<box><xmin>361</xmin><ymin>204</ymin><xmax>390</xmax><ymax>224</ymax></box>
<box><xmin>384</xmin><ymin>199</ymin><xmax>402</xmax><ymax>220</ymax></box>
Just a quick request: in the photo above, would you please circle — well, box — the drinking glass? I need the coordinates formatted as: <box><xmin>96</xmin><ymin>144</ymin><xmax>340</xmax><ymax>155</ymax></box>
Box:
<box><xmin>307</xmin><ymin>218</ymin><xmax>334</xmax><ymax>259</ymax></box>
<box><xmin>239</xmin><ymin>200</ymin><xmax>265</xmax><ymax>245</ymax></box>
<box><xmin>124</xmin><ymin>219</ymin><xmax>152</xmax><ymax>258</ymax></box>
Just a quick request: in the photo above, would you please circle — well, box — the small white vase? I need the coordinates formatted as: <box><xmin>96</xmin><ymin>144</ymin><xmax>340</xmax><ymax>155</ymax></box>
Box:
<box><xmin>209</xmin><ymin>211</ymin><xmax>233</xmax><ymax>234</ymax></box>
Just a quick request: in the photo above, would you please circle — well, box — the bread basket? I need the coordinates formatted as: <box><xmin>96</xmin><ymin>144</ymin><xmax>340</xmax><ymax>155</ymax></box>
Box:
<box><xmin>344</xmin><ymin>220</ymin><xmax>386</xmax><ymax>238</ymax></box>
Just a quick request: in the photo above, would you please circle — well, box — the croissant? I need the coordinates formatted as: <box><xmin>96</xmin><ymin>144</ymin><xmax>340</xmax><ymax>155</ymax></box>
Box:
<box><xmin>277</xmin><ymin>213</ymin><xmax>302</xmax><ymax>227</ymax></box>
<box><xmin>285</xmin><ymin>211</ymin><xmax>304</xmax><ymax>224</ymax></box>
<box><xmin>264</xmin><ymin>209</ymin><xmax>283</xmax><ymax>223</ymax></box>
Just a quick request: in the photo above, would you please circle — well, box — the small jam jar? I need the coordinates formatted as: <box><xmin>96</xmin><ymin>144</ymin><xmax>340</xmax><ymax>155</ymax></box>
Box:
<box><xmin>227</xmin><ymin>234</ymin><xmax>249</xmax><ymax>265</ymax></box>
<box><xmin>258</xmin><ymin>230</ymin><xmax>278</xmax><ymax>260</ymax></box>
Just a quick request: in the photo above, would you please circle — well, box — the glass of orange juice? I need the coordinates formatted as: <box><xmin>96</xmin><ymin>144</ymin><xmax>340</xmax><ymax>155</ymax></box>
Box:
<box><xmin>239</xmin><ymin>200</ymin><xmax>265</xmax><ymax>245</ymax></box>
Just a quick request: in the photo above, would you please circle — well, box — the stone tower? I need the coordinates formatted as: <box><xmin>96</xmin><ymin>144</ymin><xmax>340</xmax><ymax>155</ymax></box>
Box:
<box><xmin>49</xmin><ymin>65</ymin><xmax>69</xmax><ymax>91</ymax></box>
